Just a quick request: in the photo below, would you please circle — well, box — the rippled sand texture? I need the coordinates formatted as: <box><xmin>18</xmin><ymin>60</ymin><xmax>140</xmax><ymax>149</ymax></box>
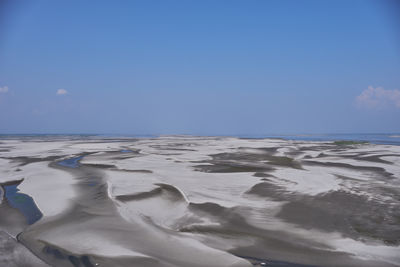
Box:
<box><xmin>0</xmin><ymin>136</ymin><xmax>399</xmax><ymax>267</ymax></box>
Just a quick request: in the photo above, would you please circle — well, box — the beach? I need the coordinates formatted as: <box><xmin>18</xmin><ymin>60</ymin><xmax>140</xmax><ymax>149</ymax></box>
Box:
<box><xmin>0</xmin><ymin>136</ymin><xmax>399</xmax><ymax>267</ymax></box>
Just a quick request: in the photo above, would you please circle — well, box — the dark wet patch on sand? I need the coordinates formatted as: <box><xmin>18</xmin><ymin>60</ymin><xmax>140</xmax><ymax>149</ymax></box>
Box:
<box><xmin>238</xmin><ymin>147</ymin><xmax>279</xmax><ymax>154</ymax></box>
<box><xmin>234</xmin><ymin>255</ymin><xmax>318</xmax><ymax>267</ymax></box>
<box><xmin>210</xmin><ymin>152</ymin><xmax>301</xmax><ymax>168</ymax></box>
<box><xmin>193</xmin><ymin>149</ymin><xmax>303</xmax><ymax>173</ymax></box>
<box><xmin>296</xmin><ymin>145</ymin><xmax>340</xmax><ymax>152</ymax></box>
<box><xmin>111</xmin><ymin>168</ymin><xmax>153</xmax><ymax>173</ymax></box>
<box><xmin>0</xmin><ymin>231</ymin><xmax>49</xmax><ymax>267</ymax></box>
<box><xmin>4</xmin><ymin>156</ymin><xmax>62</xmax><ymax>166</ymax></box>
<box><xmin>301</xmin><ymin>160</ymin><xmax>394</xmax><ymax>178</ymax></box>
<box><xmin>116</xmin><ymin>148</ymin><xmax>140</xmax><ymax>154</ymax></box>
<box><xmin>182</xmin><ymin>201</ymin><xmax>366</xmax><ymax>267</ymax></box>
<box><xmin>193</xmin><ymin>163</ymin><xmax>274</xmax><ymax>173</ymax></box>
<box><xmin>149</xmin><ymin>143</ymin><xmax>198</xmax><ymax>151</ymax></box>
<box><xmin>116</xmin><ymin>187</ymin><xmax>163</xmax><ymax>202</ymax></box>
<box><xmin>276</xmin><ymin>190</ymin><xmax>400</xmax><ymax>245</ymax></box>
<box><xmin>246</xmin><ymin>182</ymin><xmax>288</xmax><ymax>200</ymax></box>
<box><xmin>116</xmin><ymin>183</ymin><xmax>186</xmax><ymax>202</ymax></box>
<box><xmin>245</xmin><ymin>179</ymin><xmax>400</xmax><ymax>245</ymax></box>
<box><xmin>84</xmin><ymin>149</ymin><xmax>142</xmax><ymax>161</ymax></box>
<box><xmin>342</xmin><ymin>154</ymin><xmax>395</xmax><ymax>164</ymax></box>
<box><xmin>313</xmin><ymin>152</ymin><xmax>399</xmax><ymax>164</ymax></box>
<box><xmin>253</xmin><ymin>172</ymin><xmax>275</xmax><ymax>178</ymax></box>
<box><xmin>81</xmin><ymin>163</ymin><xmax>117</xmax><ymax>169</ymax></box>
<box><xmin>40</xmin><ymin>238</ymin><xmax>160</xmax><ymax>267</ymax></box>
<box><xmin>41</xmin><ymin>242</ymin><xmax>96</xmax><ymax>267</ymax></box>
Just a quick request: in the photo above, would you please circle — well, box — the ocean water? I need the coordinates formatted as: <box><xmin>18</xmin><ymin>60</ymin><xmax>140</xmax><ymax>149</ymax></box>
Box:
<box><xmin>238</xmin><ymin>133</ymin><xmax>400</xmax><ymax>146</ymax></box>
<box><xmin>0</xmin><ymin>133</ymin><xmax>399</xmax><ymax>145</ymax></box>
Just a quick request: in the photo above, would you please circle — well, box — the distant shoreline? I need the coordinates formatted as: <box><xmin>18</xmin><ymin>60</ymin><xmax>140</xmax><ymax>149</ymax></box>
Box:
<box><xmin>0</xmin><ymin>133</ymin><xmax>399</xmax><ymax>145</ymax></box>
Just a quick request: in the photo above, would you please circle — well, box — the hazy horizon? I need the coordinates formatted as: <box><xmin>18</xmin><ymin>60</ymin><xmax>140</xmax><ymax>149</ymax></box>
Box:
<box><xmin>1</xmin><ymin>132</ymin><xmax>400</xmax><ymax>135</ymax></box>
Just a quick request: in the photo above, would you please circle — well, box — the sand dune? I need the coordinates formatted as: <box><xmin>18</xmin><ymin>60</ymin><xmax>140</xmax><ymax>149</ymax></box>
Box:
<box><xmin>0</xmin><ymin>136</ymin><xmax>399</xmax><ymax>266</ymax></box>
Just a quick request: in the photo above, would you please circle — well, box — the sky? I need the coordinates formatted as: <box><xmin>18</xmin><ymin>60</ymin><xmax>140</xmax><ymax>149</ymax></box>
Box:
<box><xmin>0</xmin><ymin>0</ymin><xmax>399</xmax><ymax>135</ymax></box>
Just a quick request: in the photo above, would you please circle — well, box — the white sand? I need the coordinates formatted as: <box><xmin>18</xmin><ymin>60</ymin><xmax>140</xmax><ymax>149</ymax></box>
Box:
<box><xmin>1</xmin><ymin>136</ymin><xmax>399</xmax><ymax>267</ymax></box>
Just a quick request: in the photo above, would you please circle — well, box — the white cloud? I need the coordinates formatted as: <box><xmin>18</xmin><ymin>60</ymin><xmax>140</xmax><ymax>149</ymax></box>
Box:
<box><xmin>56</xmin><ymin>88</ymin><xmax>68</xmax><ymax>95</ymax></box>
<box><xmin>356</xmin><ymin>86</ymin><xmax>400</xmax><ymax>109</ymax></box>
<box><xmin>0</xmin><ymin>86</ymin><xmax>8</xmax><ymax>93</ymax></box>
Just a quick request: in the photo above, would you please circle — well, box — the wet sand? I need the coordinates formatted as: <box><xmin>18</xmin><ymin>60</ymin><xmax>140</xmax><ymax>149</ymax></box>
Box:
<box><xmin>0</xmin><ymin>136</ymin><xmax>399</xmax><ymax>266</ymax></box>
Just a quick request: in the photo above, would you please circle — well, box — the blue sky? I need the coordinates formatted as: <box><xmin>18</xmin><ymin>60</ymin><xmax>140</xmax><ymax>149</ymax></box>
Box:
<box><xmin>0</xmin><ymin>0</ymin><xmax>399</xmax><ymax>135</ymax></box>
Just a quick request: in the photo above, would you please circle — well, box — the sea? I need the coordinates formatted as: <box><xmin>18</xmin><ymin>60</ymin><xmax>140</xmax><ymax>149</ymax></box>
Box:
<box><xmin>238</xmin><ymin>133</ymin><xmax>400</xmax><ymax>146</ymax></box>
<box><xmin>0</xmin><ymin>133</ymin><xmax>400</xmax><ymax>146</ymax></box>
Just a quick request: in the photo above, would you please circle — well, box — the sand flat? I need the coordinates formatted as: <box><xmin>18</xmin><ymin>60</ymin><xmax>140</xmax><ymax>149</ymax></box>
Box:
<box><xmin>0</xmin><ymin>136</ymin><xmax>399</xmax><ymax>267</ymax></box>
